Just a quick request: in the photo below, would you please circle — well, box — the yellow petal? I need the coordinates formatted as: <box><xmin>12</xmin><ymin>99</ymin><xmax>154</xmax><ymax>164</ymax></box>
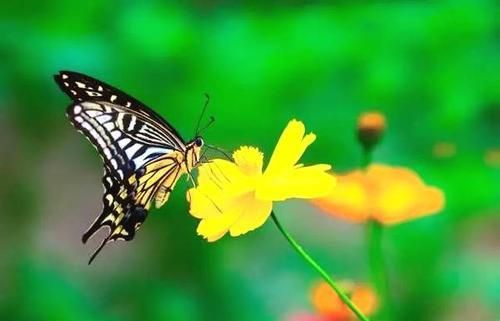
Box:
<box><xmin>257</xmin><ymin>164</ymin><xmax>335</xmax><ymax>201</ymax></box>
<box><xmin>196</xmin><ymin>159</ymin><xmax>255</xmax><ymax>201</ymax></box>
<box><xmin>229</xmin><ymin>193</ymin><xmax>272</xmax><ymax>237</ymax></box>
<box><xmin>265</xmin><ymin>119</ymin><xmax>316</xmax><ymax>175</ymax></box>
<box><xmin>187</xmin><ymin>188</ymin><xmax>219</xmax><ymax>219</ymax></box>
<box><xmin>233</xmin><ymin>146</ymin><xmax>263</xmax><ymax>178</ymax></box>
<box><xmin>188</xmin><ymin>158</ymin><xmax>257</xmax><ymax>236</ymax></box>
<box><xmin>187</xmin><ymin>161</ymin><xmax>232</xmax><ymax>219</ymax></box>
<box><xmin>195</xmin><ymin>192</ymin><xmax>272</xmax><ymax>241</ymax></box>
<box><xmin>196</xmin><ymin>209</ymin><xmax>240</xmax><ymax>242</ymax></box>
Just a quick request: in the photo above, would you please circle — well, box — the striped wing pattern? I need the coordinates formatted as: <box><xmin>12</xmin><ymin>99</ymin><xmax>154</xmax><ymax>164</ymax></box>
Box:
<box><xmin>55</xmin><ymin>71</ymin><xmax>187</xmax><ymax>263</ymax></box>
<box><xmin>131</xmin><ymin>154</ymin><xmax>183</xmax><ymax>209</ymax></box>
<box><xmin>54</xmin><ymin>70</ymin><xmax>185</xmax><ymax>148</ymax></box>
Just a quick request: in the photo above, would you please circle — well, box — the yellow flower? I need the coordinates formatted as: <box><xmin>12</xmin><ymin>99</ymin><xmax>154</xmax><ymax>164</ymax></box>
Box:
<box><xmin>187</xmin><ymin>119</ymin><xmax>336</xmax><ymax>241</ymax></box>
<box><xmin>311</xmin><ymin>280</ymin><xmax>378</xmax><ymax>321</ymax></box>
<box><xmin>311</xmin><ymin>164</ymin><xmax>445</xmax><ymax>225</ymax></box>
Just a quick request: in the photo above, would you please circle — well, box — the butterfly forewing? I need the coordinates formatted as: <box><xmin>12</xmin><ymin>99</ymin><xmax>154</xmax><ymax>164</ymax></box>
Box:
<box><xmin>55</xmin><ymin>71</ymin><xmax>190</xmax><ymax>263</ymax></box>
<box><xmin>55</xmin><ymin>70</ymin><xmax>186</xmax><ymax>149</ymax></box>
<box><xmin>67</xmin><ymin>101</ymin><xmax>179</xmax><ymax>179</ymax></box>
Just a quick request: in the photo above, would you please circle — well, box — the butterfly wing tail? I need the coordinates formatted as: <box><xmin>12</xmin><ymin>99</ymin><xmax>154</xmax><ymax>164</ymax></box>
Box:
<box><xmin>88</xmin><ymin>233</ymin><xmax>112</xmax><ymax>264</ymax></box>
<box><xmin>85</xmin><ymin>205</ymin><xmax>149</xmax><ymax>264</ymax></box>
<box><xmin>82</xmin><ymin>212</ymin><xmax>111</xmax><ymax>244</ymax></box>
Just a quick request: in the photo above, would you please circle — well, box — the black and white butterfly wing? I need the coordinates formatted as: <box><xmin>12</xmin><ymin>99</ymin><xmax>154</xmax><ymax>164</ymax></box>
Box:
<box><xmin>65</xmin><ymin>100</ymin><xmax>182</xmax><ymax>179</ymax></box>
<box><xmin>54</xmin><ymin>71</ymin><xmax>186</xmax><ymax>263</ymax></box>
<box><xmin>84</xmin><ymin>168</ymin><xmax>148</xmax><ymax>264</ymax></box>
<box><xmin>54</xmin><ymin>70</ymin><xmax>186</xmax><ymax>150</ymax></box>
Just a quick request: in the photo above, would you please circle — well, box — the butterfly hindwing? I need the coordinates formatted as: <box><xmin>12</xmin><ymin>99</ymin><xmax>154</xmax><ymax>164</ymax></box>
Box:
<box><xmin>133</xmin><ymin>155</ymin><xmax>183</xmax><ymax>208</ymax></box>
<box><xmin>83</xmin><ymin>168</ymin><xmax>149</xmax><ymax>264</ymax></box>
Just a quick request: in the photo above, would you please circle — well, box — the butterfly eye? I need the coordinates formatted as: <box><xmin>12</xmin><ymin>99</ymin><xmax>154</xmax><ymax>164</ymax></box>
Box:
<box><xmin>195</xmin><ymin>137</ymin><xmax>204</xmax><ymax>147</ymax></box>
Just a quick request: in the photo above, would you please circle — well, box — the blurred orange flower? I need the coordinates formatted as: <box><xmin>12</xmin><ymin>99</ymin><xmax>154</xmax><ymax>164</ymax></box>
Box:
<box><xmin>357</xmin><ymin>112</ymin><xmax>386</xmax><ymax>151</ymax></box>
<box><xmin>311</xmin><ymin>280</ymin><xmax>377</xmax><ymax>321</ymax></box>
<box><xmin>432</xmin><ymin>142</ymin><xmax>456</xmax><ymax>159</ymax></box>
<box><xmin>311</xmin><ymin>164</ymin><xmax>445</xmax><ymax>225</ymax></box>
<box><xmin>357</xmin><ymin>112</ymin><xmax>386</xmax><ymax>133</ymax></box>
<box><xmin>484</xmin><ymin>148</ymin><xmax>500</xmax><ymax>167</ymax></box>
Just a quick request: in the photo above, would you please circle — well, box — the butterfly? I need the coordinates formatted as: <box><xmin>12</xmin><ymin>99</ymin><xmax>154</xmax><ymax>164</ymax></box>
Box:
<box><xmin>54</xmin><ymin>71</ymin><xmax>205</xmax><ymax>264</ymax></box>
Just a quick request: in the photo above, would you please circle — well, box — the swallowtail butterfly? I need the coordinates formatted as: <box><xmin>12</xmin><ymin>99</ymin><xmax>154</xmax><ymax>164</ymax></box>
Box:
<box><xmin>54</xmin><ymin>71</ymin><xmax>205</xmax><ymax>264</ymax></box>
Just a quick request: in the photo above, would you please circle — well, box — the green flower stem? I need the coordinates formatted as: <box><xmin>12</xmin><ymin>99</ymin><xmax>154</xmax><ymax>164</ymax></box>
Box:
<box><xmin>271</xmin><ymin>211</ymin><xmax>370</xmax><ymax>321</ymax></box>
<box><xmin>366</xmin><ymin>220</ymin><xmax>391</xmax><ymax>320</ymax></box>
<box><xmin>362</xmin><ymin>148</ymin><xmax>372</xmax><ymax>168</ymax></box>
<box><xmin>361</xmin><ymin>148</ymin><xmax>391</xmax><ymax>320</ymax></box>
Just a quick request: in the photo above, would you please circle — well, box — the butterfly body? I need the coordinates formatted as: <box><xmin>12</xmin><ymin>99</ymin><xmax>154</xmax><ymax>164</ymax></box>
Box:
<box><xmin>54</xmin><ymin>71</ymin><xmax>203</xmax><ymax>263</ymax></box>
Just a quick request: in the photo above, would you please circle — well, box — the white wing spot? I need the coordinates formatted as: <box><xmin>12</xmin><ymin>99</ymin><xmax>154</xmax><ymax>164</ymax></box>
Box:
<box><xmin>118</xmin><ymin>138</ymin><xmax>131</xmax><ymax>148</ymax></box>
<box><xmin>126</xmin><ymin>102</ymin><xmax>131</xmax><ymax>107</ymax></box>
<box><xmin>70</xmin><ymin>90</ymin><xmax>77</xmax><ymax>95</ymax></box>
<box><xmin>82</xmin><ymin>101</ymin><xmax>99</xmax><ymax>108</ymax></box>
<box><xmin>73</xmin><ymin>105</ymin><xmax>82</xmax><ymax>114</ymax></box>
<box><xmin>86</xmin><ymin>91</ymin><xmax>102</xmax><ymax>97</ymax></box>
<box><xmin>125</xmin><ymin>144</ymin><xmax>141</xmax><ymax>159</ymax></box>
<box><xmin>103</xmin><ymin>148</ymin><xmax>112</xmax><ymax>159</ymax></box>
<box><xmin>81</xmin><ymin>122</ymin><xmax>92</xmax><ymax>132</ymax></box>
<box><xmin>96</xmin><ymin>136</ymin><xmax>106</xmax><ymax>148</ymax></box>
<box><xmin>89</xmin><ymin>130</ymin><xmax>99</xmax><ymax>140</ymax></box>
<box><xmin>105</xmin><ymin>194</ymin><xmax>113</xmax><ymax>205</ymax></box>
<box><xmin>61</xmin><ymin>74</ymin><xmax>69</xmax><ymax>79</ymax></box>
<box><xmin>98</xmin><ymin>86</ymin><xmax>103</xmax><ymax>92</ymax></box>
<box><xmin>63</xmin><ymin>82</ymin><xmax>69</xmax><ymax>87</ymax></box>
<box><xmin>111</xmin><ymin>131</ymin><xmax>121</xmax><ymax>140</ymax></box>
<box><xmin>86</xmin><ymin>110</ymin><xmax>102</xmax><ymax>117</ymax></box>
<box><xmin>102</xmin><ymin>214</ymin><xmax>115</xmax><ymax>224</ymax></box>
<box><xmin>75</xmin><ymin>81</ymin><xmax>86</xmax><ymax>88</ymax></box>
<box><xmin>74</xmin><ymin>116</ymin><xmax>84</xmax><ymax>123</ymax></box>
<box><xmin>110</xmin><ymin>95</ymin><xmax>117</xmax><ymax>102</ymax></box>
<box><xmin>128</xmin><ymin>116</ymin><xmax>136</xmax><ymax>131</ymax></box>
<box><xmin>104</xmin><ymin>123</ymin><xmax>114</xmax><ymax>131</ymax></box>
<box><xmin>110</xmin><ymin>159</ymin><xmax>118</xmax><ymax>169</ymax></box>
<box><xmin>96</xmin><ymin>115</ymin><xmax>112</xmax><ymax>123</ymax></box>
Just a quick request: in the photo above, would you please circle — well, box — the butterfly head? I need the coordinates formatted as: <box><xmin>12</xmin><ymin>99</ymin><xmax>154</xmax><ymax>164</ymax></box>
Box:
<box><xmin>186</xmin><ymin>136</ymin><xmax>205</xmax><ymax>169</ymax></box>
<box><xmin>194</xmin><ymin>136</ymin><xmax>204</xmax><ymax>148</ymax></box>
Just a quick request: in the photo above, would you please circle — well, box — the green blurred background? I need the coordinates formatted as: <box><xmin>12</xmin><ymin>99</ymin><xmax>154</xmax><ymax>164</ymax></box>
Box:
<box><xmin>1</xmin><ymin>1</ymin><xmax>499</xmax><ymax>320</ymax></box>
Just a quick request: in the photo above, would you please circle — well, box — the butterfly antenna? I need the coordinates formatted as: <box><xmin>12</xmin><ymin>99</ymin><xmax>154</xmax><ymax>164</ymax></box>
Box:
<box><xmin>195</xmin><ymin>93</ymin><xmax>210</xmax><ymax>136</ymax></box>
<box><xmin>197</xmin><ymin>116</ymin><xmax>215</xmax><ymax>135</ymax></box>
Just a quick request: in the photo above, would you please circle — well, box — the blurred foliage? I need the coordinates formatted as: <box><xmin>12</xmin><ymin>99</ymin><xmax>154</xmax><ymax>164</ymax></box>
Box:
<box><xmin>0</xmin><ymin>1</ymin><xmax>499</xmax><ymax>321</ymax></box>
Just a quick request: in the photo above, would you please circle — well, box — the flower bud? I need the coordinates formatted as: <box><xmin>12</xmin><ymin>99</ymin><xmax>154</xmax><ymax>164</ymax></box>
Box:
<box><xmin>357</xmin><ymin>112</ymin><xmax>386</xmax><ymax>152</ymax></box>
